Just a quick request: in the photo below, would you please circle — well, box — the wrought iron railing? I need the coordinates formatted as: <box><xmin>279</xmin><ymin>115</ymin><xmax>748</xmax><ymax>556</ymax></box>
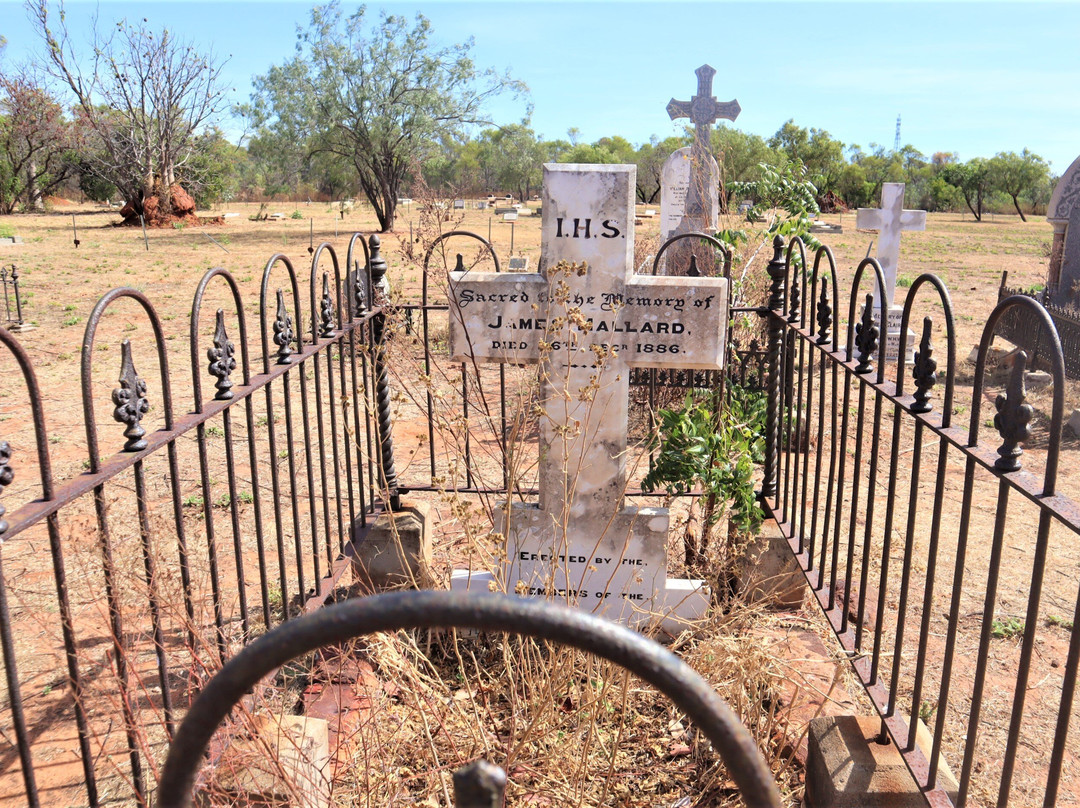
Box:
<box><xmin>0</xmin><ymin>234</ymin><xmax>393</xmax><ymax>807</ymax></box>
<box><xmin>762</xmin><ymin>235</ymin><xmax>1080</xmax><ymax>807</ymax></box>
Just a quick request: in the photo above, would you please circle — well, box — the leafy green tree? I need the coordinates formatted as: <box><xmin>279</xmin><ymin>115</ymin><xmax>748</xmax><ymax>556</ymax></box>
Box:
<box><xmin>0</xmin><ymin>73</ymin><xmax>76</xmax><ymax>213</ymax></box>
<box><xmin>941</xmin><ymin>158</ymin><xmax>992</xmax><ymax>221</ymax></box>
<box><xmin>245</xmin><ymin>2</ymin><xmax>524</xmax><ymax>232</ymax></box>
<box><xmin>768</xmin><ymin>119</ymin><xmax>846</xmax><ymax>192</ymax></box>
<box><xmin>634</xmin><ymin>135</ymin><xmax>686</xmax><ymax>203</ymax></box>
<box><xmin>489</xmin><ymin>124</ymin><xmax>544</xmax><ymax>200</ymax></box>
<box><xmin>988</xmin><ymin>149</ymin><xmax>1050</xmax><ymax>221</ymax></box>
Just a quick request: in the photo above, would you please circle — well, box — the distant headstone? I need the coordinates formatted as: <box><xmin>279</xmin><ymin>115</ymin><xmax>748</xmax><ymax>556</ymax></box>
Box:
<box><xmin>1059</xmin><ymin>205</ymin><xmax>1080</xmax><ymax>305</ymax></box>
<box><xmin>659</xmin><ymin>65</ymin><xmax>739</xmax><ymax>271</ymax></box>
<box><xmin>856</xmin><ymin>183</ymin><xmax>926</xmax><ymax>363</ymax></box>
<box><xmin>507</xmin><ymin>256</ymin><xmax>529</xmax><ymax>272</ymax></box>
<box><xmin>448</xmin><ymin>163</ymin><xmax>728</xmax><ymax>632</ymax></box>
<box><xmin>495</xmin><ymin>207</ymin><xmax>516</xmax><ymax>215</ymax></box>
<box><xmin>1049</xmin><ymin>156</ymin><xmax>1080</xmax><ymax>305</ymax></box>
<box><xmin>453</xmin><ymin>199</ymin><xmax>466</xmax><ymax>209</ymax></box>
<box><xmin>503</xmin><ymin>212</ymin><xmax>518</xmax><ymax>222</ymax></box>
<box><xmin>477</xmin><ymin>201</ymin><xmax>488</xmax><ymax>210</ymax></box>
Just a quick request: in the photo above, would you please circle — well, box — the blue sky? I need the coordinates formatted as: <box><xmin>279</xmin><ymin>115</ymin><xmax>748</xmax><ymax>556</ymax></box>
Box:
<box><xmin>3</xmin><ymin>1</ymin><xmax>1079</xmax><ymax>173</ymax></box>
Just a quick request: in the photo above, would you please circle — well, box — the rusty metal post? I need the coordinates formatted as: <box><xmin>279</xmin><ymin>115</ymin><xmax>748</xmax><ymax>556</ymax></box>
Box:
<box><xmin>368</xmin><ymin>235</ymin><xmax>401</xmax><ymax>511</ymax></box>
<box><xmin>11</xmin><ymin>266</ymin><xmax>24</xmax><ymax>327</ymax></box>
<box><xmin>760</xmin><ymin>235</ymin><xmax>786</xmax><ymax>502</ymax></box>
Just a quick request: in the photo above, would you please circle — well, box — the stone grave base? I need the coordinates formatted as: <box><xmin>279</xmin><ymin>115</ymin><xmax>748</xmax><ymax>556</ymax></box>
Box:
<box><xmin>206</xmin><ymin>713</ymin><xmax>330</xmax><ymax>808</ymax></box>
<box><xmin>806</xmin><ymin>715</ymin><xmax>958</xmax><ymax>807</ymax></box>
<box><xmin>735</xmin><ymin>518</ymin><xmax>806</xmax><ymax>608</ymax></box>
<box><xmin>351</xmin><ymin>499</ymin><xmax>434</xmax><ymax>591</ymax></box>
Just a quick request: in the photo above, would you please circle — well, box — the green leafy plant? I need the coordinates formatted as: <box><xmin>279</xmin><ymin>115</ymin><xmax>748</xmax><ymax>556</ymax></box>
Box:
<box><xmin>290</xmin><ymin>210</ymin><xmax>304</xmax><ymax>219</ymax></box>
<box><xmin>642</xmin><ymin>385</ymin><xmax>765</xmax><ymax>568</ymax></box>
<box><xmin>991</xmin><ymin>616</ymin><xmax>1025</xmax><ymax>639</ymax></box>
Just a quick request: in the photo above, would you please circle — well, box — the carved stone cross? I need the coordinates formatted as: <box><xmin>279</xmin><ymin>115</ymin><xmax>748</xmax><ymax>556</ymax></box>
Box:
<box><xmin>666</xmin><ymin>64</ymin><xmax>741</xmax><ymax>154</ymax></box>
<box><xmin>856</xmin><ymin>182</ymin><xmax>927</xmax><ymax>308</ymax></box>
<box><xmin>447</xmin><ymin>164</ymin><xmax>729</xmax><ymax>632</ymax></box>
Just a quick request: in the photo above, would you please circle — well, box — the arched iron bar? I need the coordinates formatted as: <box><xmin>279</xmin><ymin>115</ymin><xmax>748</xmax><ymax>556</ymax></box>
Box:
<box><xmin>345</xmin><ymin>232</ymin><xmax>372</xmax><ymax>321</ymax></box>
<box><xmin>81</xmin><ymin>287</ymin><xmax>176</xmax><ymax>466</ymax></box>
<box><xmin>190</xmin><ymin>267</ymin><xmax>252</xmax><ymax>407</ymax></box>
<box><xmin>895</xmin><ymin>273</ymin><xmax>957</xmax><ymax>421</ymax></box>
<box><xmin>156</xmin><ymin>591</ymin><xmax>781</xmax><ymax>808</ymax></box>
<box><xmin>0</xmin><ymin>327</ymin><xmax>72</xmax><ymax>806</ymax></box>
<box><xmin>421</xmin><ymin>231</ymin><xmax>502</xmax><ymax>486</ymax></box>
<box><xmin>258</xmin><ymin>254</ymin><xmax>305</xmax><ymax>373</ymax></box>
<box><xmin>783</xmin><ymin>237</ymin><xmax>808</xmax><ymax>325</ymax></box>
<box><xmin>650</xmin><ymin>231</ymin><xmax>732</xmax><ymax>280</ymax></box>
<box><xmin>190</xmin><ymin>267</ymin><xmax>266</xmax><ymax>635</ymax></box>
<box><xmin>844</xmin><ymin>257</ymin><xmax>888</xmax><ymax>382</ymax></box>
<box><xmin>258</xmin><ymin>254</ymin><xmax>310</xmax><ymax>612</ymax></box>
<box><xmin>308</xmin><ymin>243</ymin><xmax>346</xmax><ymax>569</ymax></box>
<box><xmin>968</xmin><ymin>295</ymin><xmax>1064</xmax><ymax>493</ymax></box>
<box><xmin>80</xmin><ymin>286</ymin><xmax>179</xmax><ymax>783</ymax></box>
<box><xmin>951</xmin><ymin>294</ymin><xmax>1065</xmax><ymax>805</ymax></box>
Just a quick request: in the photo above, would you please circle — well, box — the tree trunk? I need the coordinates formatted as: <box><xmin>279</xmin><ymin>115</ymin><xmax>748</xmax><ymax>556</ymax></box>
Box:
<box><xmin>1011</xmin><ymin>194</ymin><xmax>1027</xmax><ymax>222</ymax></box>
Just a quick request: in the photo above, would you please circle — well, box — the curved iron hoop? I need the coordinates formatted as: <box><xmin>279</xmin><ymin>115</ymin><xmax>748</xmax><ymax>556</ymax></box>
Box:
<box><xmin>0</xmin><ymin>327</ymin><xmax>54</xmax><ymax>506</ymax></box>
<box><xmin>844</xmin><ymin>257</ymin><xmax>888</xmax><ymax>381</ymax></box>
<box><xmin>896</xmin><ymin>274</ymin><xmax>957</xmax><ymax>423</ymax></box>
<box><xmin>346</xmin><ymin>232</ymin><xmax>372</xmax><ymax>319</ymax></box>
<box><xmin>81</xmin><ymin>288</ymin><xmax>175</xmax><ymax>471</ymax></box>
<box><xmin>258</xmin><ymin>254</ymin><xmax>304</xmax><ymax>375</ymax></box>
<box><xmin>190</xmin><ymin>267</ymin><xmax>252</xmax><ymax>412</ymax></box>
<box><xmin>808</xmin><ymin>246</ymin><xmax>839</xmax><ymax>353</ymax></box>
<box><xmin>422</xmin><ymin>230</ymin><xmax>502</xmax><ymax>308</ymax></box>
<box><xmin>651</xmin><ymin>231</ymin><xmax>732</xmax><ymax>280</ymax></box>
<box><xmin>969</xmin><ymin>295</ymin><xmax>1066</xmax><ymax>495</ymax></box>
<box><xmin>783</xmin><ymin>237</ymin><xmax>808</xmax><ymax>324</ymax></box>
<box><xmin>309</xmin><ymin>243</ymin><xmax>344</xmax><ymax>342</ymax></box>
<box><xmin>156</xmin><ymin>591</ymin><xmax>781</xmax><ymax>808</ymax></box>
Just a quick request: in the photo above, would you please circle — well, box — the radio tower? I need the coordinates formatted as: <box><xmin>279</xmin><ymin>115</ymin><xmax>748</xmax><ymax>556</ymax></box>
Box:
<box><xmin>894</xmin><ymin>114</ymin><xmax>902</xmax><ymax>153</ymax></box>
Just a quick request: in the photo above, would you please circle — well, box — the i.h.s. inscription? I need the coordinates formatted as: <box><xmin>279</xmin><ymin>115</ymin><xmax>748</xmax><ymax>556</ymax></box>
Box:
<box><xmin>448</xmin><ymin>164</ymin><xmax>728</xmax><ymax>632</ymax></box>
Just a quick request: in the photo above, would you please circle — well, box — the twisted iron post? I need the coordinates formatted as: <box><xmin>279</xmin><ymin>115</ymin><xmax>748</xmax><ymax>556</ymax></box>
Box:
<box><xmin>368</xmin><ymin>235</ymin><xmax>401</xmax><ymax>510</ymax></box>
<box><xmin>760</xmin><ymin>235</ymin><xmax>786</xmax><ymax>501</ymax></box>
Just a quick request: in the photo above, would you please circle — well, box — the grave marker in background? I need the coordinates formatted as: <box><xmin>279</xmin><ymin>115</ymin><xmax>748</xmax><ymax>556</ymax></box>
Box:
<box><xmin>448</xmin><ymin>163</ymin><xmax>728</xmax><ymax>632</ymax></box>
<box><xmin>856</xmin><ymin>183</ymin><xmax>926</xmax><ymax>363</ymax></box>
<box><xmin>659</xmin><ymin>65</ymin><xmax>739</xmax><ymax>273</ymax></box>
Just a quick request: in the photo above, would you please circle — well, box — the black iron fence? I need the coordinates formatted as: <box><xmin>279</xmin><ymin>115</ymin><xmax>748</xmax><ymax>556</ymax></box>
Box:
<box><xmin>0</xmin><ymin>234</ymin><xmax>393</xmax><ymax>807</ymax></box>
<box><xmin>762</xmin><ymin>235</ymin><xmax>1080</xmax><ymax>807</ymax></box>
<box><xmin>997</xmin><ymin>271</ymin><xmax>1080</xmax><ymax>380</ymax></box>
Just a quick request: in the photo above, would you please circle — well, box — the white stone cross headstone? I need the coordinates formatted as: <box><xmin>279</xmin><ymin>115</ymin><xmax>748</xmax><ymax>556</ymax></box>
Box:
<box><xmin>856</xmin><ymin>182</ymin><xmax>926</xmax><ymax>309</ymax></box>
<box><xmin>447</xmin><ymin>163</ymin><xmax>728</xmax><ymax>633</ymax></box>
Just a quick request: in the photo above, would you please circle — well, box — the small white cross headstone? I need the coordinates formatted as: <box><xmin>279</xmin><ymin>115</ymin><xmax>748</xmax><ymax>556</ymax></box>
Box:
<box><xmin>856</xmin><ymin>182</ymin><xmax>926</xmax><ymax>362</ymax></box>
<box><xmin>447</xmin><ymin>163</ymin><xmax>728</xmax><ymax>633</ymax></box>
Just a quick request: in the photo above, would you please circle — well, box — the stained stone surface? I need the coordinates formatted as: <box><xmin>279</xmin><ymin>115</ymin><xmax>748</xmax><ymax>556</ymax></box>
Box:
<box><xmin>660</xmin><ymin>146</ymin><xmax>720</xmax><ymax>246</ymax></box>
<box><xmin>448</xmin><ymin>163</ymin><xmax>728</xmax><ymax>632</ymax></box>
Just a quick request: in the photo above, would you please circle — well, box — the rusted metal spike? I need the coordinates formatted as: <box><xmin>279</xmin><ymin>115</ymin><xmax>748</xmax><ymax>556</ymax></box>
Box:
<box><xmin>452</xmin><ymin>759</ymin><xmax>506</xmax><ymax>808</ymax></box>
<box><xmin>320</xmin><ymin>273</ymin><xmax>335</xmax><ymax>338</ymax></box>
<box><xmin>788</xmin><ymin>272</ymin><xmax>800</xmax><ymax>323</ymax></box>
<box><xmin>994</xmin><ymin>350</ymin><xmax>1034</xmax><ymax>472</ymax></box>
<box><xmin>454</xmin><ymin>252</ymin><xmax>466</xmax><ymax>273</ymax></box>
<box><xmin>206</xmin><ymin>309</ymin><xmax>236</xmax><ymax>401</ymax></box>
<box><xmin>273</xmin><ymin>289</ymin><xmax>295</xmax><ymax>365</ymax></box>
<box><xmin>816</xmin><ymin>276</ymin><xmax>831</xmax><ymax>344</ymax></box>
<box><xmin>687</xmin><ymin>254</ymin><xmax>700</xmax><ymax>277</ymax></box>
<box><xmin>911</xmin><ymin>316</ymin><xmax>937</xmax><ymax>414</ymax></box>
<box><xmin>0</xmin><ymin>440</ymin><xmax>12</xmax><ymax>536</ymax></box>
<box><xmin>854</xmin><ymin>294</ymin><xmax>878</xmax><ymax>374</ymax></box>
<box><xmin>111</xmin><ymin>339</ymin><xmax>150</xmax><ymax>452</ymax></box>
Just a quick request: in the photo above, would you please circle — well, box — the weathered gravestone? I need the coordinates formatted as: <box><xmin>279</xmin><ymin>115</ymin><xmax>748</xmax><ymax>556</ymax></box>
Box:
<box><xmin>659</xmin><ymin>65</ymin><xmax>740</xmax><ymax>274</ymax></box>
<box><xmin>1047</xmin><ymin>153</ymin><xmax>1080</xmax><ymax>304</ymax></box>
<box><xmin>856</xmin><ymin>182</ymin><xmax>926</xmax><ymax>363</ymax></box>
<box><xmin>507</xmin><ymin>256</ymin><xmax>529</xmax><ymax>272</ymax></box>
<box><xmin>453</xmin><ymin>199</ymin><xmax>466</xmax><ymax>210</ymax></box>
<box><xmin>447</xmin><ymin>163</ymin><xmax>728</xmax><ymax>632</ymax></box>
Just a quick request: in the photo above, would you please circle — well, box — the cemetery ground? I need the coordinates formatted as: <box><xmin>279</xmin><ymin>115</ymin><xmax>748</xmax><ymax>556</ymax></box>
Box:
<box><xmin>0</xmin><ymin>198</ymin><xmax>1078</xmax><ymax>806</ymax></box>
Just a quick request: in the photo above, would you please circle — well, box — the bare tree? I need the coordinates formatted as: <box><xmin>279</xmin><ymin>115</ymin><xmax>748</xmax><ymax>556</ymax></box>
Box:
<box><xmin>30</xmin><ymin>0</ymin><xmax>229</xmax><ymax>221</ymax></box>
